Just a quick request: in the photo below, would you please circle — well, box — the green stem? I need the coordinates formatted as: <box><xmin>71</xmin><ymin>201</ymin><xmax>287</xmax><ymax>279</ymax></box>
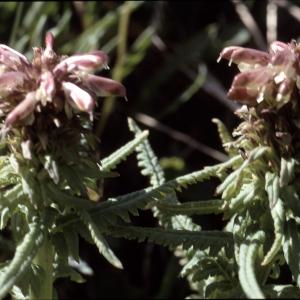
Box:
<box><xmin>30</xmin><ymin>236</ymin><xmax>54</xmax><ymax>300</ymax></box>
<box><xmin>95</xmin><ymin>1</ymin><xmax>133</xmax><ymax>138</ymax></box>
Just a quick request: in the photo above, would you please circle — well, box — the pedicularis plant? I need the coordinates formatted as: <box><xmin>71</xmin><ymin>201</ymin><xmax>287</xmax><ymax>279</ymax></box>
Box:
<box><xmin>141</xmin><ymin>40</ymin><xmax>300</xmax><ymax>299</ymax></box>
<box><xmin>2</xmin><ymin>31</ymin><xmax>300</xmax><ymax>300</ymax></box>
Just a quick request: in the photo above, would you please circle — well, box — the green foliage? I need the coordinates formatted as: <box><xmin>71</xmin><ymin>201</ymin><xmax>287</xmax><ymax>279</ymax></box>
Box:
<box><xmin>79</xmin><ymin>211</ymin><xmax>123</xmax><ymax>269</ymax></box>
<box><xmin>127</xmin><ymin>111</ymin><xmax>300</xmax><ymax>299</ymax></box>
<box><xmin>107</xmin><ymin>225</ymin><xmax>233</xmax><ymax>255</ymax></box>
<box><xmin>101</xmin><ymin>129</ymin><xmax>149</xmax><ymax>172</ymax></box>
<box><xmin>0</xmin><ymin>118</ymin><xmax>153</xmax><ymax>299</ymax></box>
<box><xmin>1</xmin><ymin>1</ymin><xmax>300</xmax><ymax>299</ymax></box>
<box><xmin>0</xmin><ymin>217</ymin><xmax>44</xmax><ymax>299</ymax></box>
<box><xmin>238</xmin><ymin>231</ymin><xmax>265</xmax><ymax>299</ymax></box>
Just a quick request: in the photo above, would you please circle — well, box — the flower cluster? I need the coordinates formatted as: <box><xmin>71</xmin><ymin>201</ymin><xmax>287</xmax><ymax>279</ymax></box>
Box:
<box><xmin>218</xmin><ymin>40</ymin><xmax>300</xmax><ymax>107</ymax></box>
<box><xmin>0</xmin><ymin>32</ymin><xmax>125</xmax><ymax>132</ymax></box>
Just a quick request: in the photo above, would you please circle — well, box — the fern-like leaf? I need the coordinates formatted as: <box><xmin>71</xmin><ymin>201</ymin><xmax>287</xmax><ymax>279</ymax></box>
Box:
<box><xmin>238</xmin><ymin>230</ymin><xmax>265</xmax><ymax>299</ymax></box>
<box><xmin>262</xmin><ymin>173</ymin><xmax>285</xmax><ymax>266</ymax></box>
<box><xmin>279</xmin><ymin>157</ymin><xmax>296</xmax><ymax>187</ymax></box>
<box><xmin>0</xmin><ymin>217</ymin><xmax>44</xmax><ymax>299</ymax></box>
<box><xmin>43</xmin><ymin>182</ymin><xmax>96</xmax><ymax>209</ymax></box>
<box><xmin>212</xmin><ymin>118</ymin><xmax>236</xmax><ymax>156</ymax></box>
<box><xmin>79</xmin><ymin>211</ymin><xmax>123</xmax><ymax>269</ymax></box>
<box><xmin>217</xmin><ymin>146</ymin><xmax>269</xmax><ymax>199</ymax></box>
<box><xmin>107</xmin><ymin>225</ymin><xmax>233</xmax><ymax>256</ymax></box>
<box><xmin>154</xmin><ymin>199</ymin><xmax>223</xmax><ymax>215</ymax></box>
<box><xmin>128</xmin><ymin>117</ymin><xmax>165</xmax><ymax>187</ymax></box>
<box><xmin>101</xmin><ymin>130</ymin><xmax>149</xmax><ymax>172</ymax></box>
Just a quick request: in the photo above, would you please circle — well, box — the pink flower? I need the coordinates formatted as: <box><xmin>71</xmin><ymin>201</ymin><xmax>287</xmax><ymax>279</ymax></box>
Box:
<box><xmin>218</xmin><ymin>40</ymin><xmax>300</xmax><ymax>106</ymax></box>
<box><xmin>0</xmin><ymin>32</ymin><xmax>126</xmax><ymax>130</ymax></box>
<box><xmin>62</xmin><ymin>82</ymin><xmax>94</xmax><ymax>113</ymax></box>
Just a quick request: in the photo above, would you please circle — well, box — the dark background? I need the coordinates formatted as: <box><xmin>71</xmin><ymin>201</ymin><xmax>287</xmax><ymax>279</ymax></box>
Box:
<box><xmin>1</xmin><ymin>0</ymin><xmax>299</xmax><ymax>298</ymax></box>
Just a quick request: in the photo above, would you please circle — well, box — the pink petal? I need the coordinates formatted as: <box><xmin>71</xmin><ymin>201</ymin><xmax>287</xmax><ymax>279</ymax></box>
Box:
<box><xmin>54</xmin><ymin>51</ymin><xmax>108</xmax><ymax>74</ymax></box>
<box><xmin>40</xmin><ymin>71</ymin><xmax>55</xmax><ymax>103</ymax></box>
<box><xmin>230</xmin><ymin>68</ymin><xmax>270</xmax><ymax>87</ymax></box>
<box><xmin>269</xmin><ymin>41</ymin><xmax>289</xmax><ymax>55</ymax></box>
<box><xmin>43</xmin><ymin>32</ymin><xmax>56</xmax><ymax>63</ymax></box>
<box><xmin>45</xmin><ymin>32</ymin><xmax>54</xmax><ymax>50</ymax></box>
<box><xmin>218</xmin><ymin>46</ymin><xmax>269</xmax><ymax>66</ymax></box>
<box><xmin>276</xmin><ymin>78</ymin><xmax>294</xmax><ymax>101</ymax></box>
<box><xmin>0</xmin><ymin>71</ymin><xmax>24</xmax><ymax>89</ymax></box>
<box><xmin>4</xmin><ymin>91</ymin><xmax>37</xmax><ymax>128</ymax></box>
<box><xmin>227</xmin><ymin>86</ymin><xmax>258</xmax><ymax>105</ymax></box>
<box><xmin>84</xmin><ymin>74</ymin><xmax>126</xmax><ymax>97</ymax></box>
<box><xmin>217</xmin><ymin>46</ymin><xmax>241</xmax><ymax>62</ymax></box>
<box><xmin>270</xmin><ymin>48</ymin><xmax>294</xmax><ymax>65</ymax></box>
<box><xmin>0</xmin><ymin>44</ymin><xmax>29</xmax><ymax>66</ymax></box>
<box><xmin>62</xmin><ymin>81</ymin><xmax>94</xmax><ymax>112</ymax></box>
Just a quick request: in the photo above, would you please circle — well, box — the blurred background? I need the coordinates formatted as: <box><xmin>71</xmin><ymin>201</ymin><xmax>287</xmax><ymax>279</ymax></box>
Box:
<box><xmin>1</xmin><ymin>0</ymin><xmax>300</xmax><ymax>298</ymax></box>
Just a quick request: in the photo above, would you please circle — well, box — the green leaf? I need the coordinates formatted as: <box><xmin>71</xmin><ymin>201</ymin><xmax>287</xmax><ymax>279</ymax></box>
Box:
<box><xmin>107</xmin><ymin>225</ymin><xmax>233</xmax><ymax>256</ymax></box>
<box><xmin>154</xmin><ymin>199</ymin><xmax>223</xmax><ymax>215</ymax></box>
<box><xmin>0</xmin><ymin>161</ymin><xmax>19</xmax><ymax>188</ymax></box>
<box><xmin>60</xmin><ymin>165</ymin><xmax>86</xmax><ymax>196</ymax></box>
<box><xmin>227</xmin><ymin>182</ymin><xmax>257</xmax><ymax>213</ymax></box>
<box><xmin>101</xmin><ymin>130</ymin><xmax>149</xmax><ymax>172</ymax></box>
<box><xmin>238</xmin><ymin>231</ymin><xmax>265</xmax><ymax>299</ymax></box>
<box><xmin>79</xmin><ymin>211</ymin><xmax>123</xmax><ymax>269</ymax></box>
<box><xmin>217</xmin><ymin>146</ymin><xmax>269</xmax><ymax>198</ymax></box>
<box><xmin>56</xmin><ymin>154</ymin><xmax>240</xmax><ymax>232</ymax></box>
<box><xmin>44</xmin><ymin>182</ymin><xmax>95</xmax><ymax>209</ymax></box>
<box><xmin>40</xmin><ymin>155</ymin><xmax>60</xmax><ymax>184</ymax></box>
<box><xmin>64</xmin><ymin>226</ymin><xmax>80</xmax><ymax>263</ymax></box>
<box><xmin>262</xmin><ymin>173</ymin><xmax>285</xmax><ymax>266</ymax></box>
<box><xmin>263</xmin><ymin>284</ymin><xmax>300</xmax><ymax>298</ymax></box>
<box><xmin>212</xmin><ymin>118</ymin><xmax>233</xmax><ymax>145</ymax></box>
<box><xmin>0</xmin><ymin>217</ymin><xmax>44</xmax><ymax>299</ymax></box>
<box><xmin>205</xmin><ymin>280</ymin><xmax>236</xmax><ymax>299</ymax></box>
<box><xmin>282</xmin><ymin>185</ymin><xmax>300</xmax><ymax>217</ymax></box>
<box><xmin>0</xmin><ymin>207</ymin><xmax>10</xmax><ymax>230</ymax></box>
<box><xmin>283</xmin><ymin>219</ymin><xmax>300</xmax><ymax>287</ymax></box>
<box><xmin>128</xmin><ymin>117</ymin><xmax>165</xmax><ymax>187</ymax></box>
<box><xmin>279</xmin><ymin>157</ymin><xmax>296</xmax><ymax>187</ymax></box>
<box><xmin>265</xmin><ymin>172</ymin><xmax>280</xmax><ymax>208</ymax></box>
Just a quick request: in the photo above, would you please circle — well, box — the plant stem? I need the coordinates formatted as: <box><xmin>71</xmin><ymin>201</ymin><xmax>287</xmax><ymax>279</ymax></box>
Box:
<box><xmin>30</xmin><ymin>236</ymin><xmax>54</xmax><ymax>300</ymax></box>
<box><xmin>95</xmin><ymin>1</ymin><xmax>133</xmax><ymax>138</ymax></box>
